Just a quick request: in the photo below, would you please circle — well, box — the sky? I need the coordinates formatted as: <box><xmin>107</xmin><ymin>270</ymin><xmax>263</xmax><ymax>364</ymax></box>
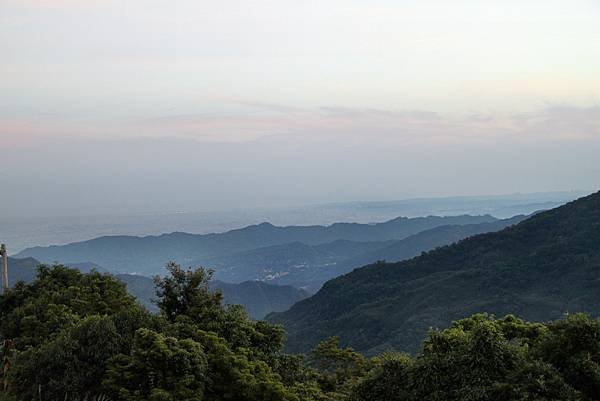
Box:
<box><xmin>1</xmin><ymin>0</ymin><xmax>600</xmax><ymax>218</ymax></box>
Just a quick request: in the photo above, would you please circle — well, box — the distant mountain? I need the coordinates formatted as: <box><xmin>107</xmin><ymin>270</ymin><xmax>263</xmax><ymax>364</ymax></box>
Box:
<box><xmin>15</xmin><ymin>214</ymin><xmax>498</xmax><ymax>276</ymax></box>
<box><xmin>66</xmin><ymin>261</ymin><xmax>108</xmax><ymax>273</ymax></box>
<box><xmin>211</xmin><ymin>280</ymin><xmax>310</xmax><ymax>319</ymax></box>
<box><xmin>319</xmin><ymin>191</ymin><xmax>585</xmax><ymax>219</ymax></box>
<box><xmin>269</xmin><ymin>191</ymin><xmax>600</xmax><ymax>355</ymax></box>
<box><xmin>205</xmin><ymin>239</ymin><xmax>395</xmax><ymax>291</ymax></box>
<box><xmin>4</xmin><ymin>257</ymin><xmax>107</xmax><ymax>285</ymax></box>
<box><xmin>6</xmin><ymin>191</ymin><xmax>585</xmax><ymax>255</ymax></box>
<box><xmin>335</xmin><ymin>214</ymin><xmax>528</xmax><ymax>271</ymax></box>
<box><xmin>206</xmin><ymin>215</ymin><xmax>528</xmax><ymax>291</ymax></box>
<box><xmin>115</xmin><ymin>273</ymin><xmax>309</xmax><ymax>319</ymax></box>
<box><xmin>4</xmin><ymin>257</ymin><xmax>308</xmax><ymax>320</ymax></box>
<box><xmin>5</xmin><ymin>257</ymin><xmax>39</xmax><ymax>285</ymax></box>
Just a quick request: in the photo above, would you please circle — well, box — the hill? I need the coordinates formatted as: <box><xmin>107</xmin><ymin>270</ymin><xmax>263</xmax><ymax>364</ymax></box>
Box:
<box><xmin>116</xmin><ymin>273</ymin><xmax>309</xmax><ymax>319</ymax></box>
<box><xmin>4</xmin><ymin>257</ymin><xmax>106</xmax><ymax>284</ymax></box>
<box><xmin>207</xmin><ymin>215</ymin><xmax>527</xmax><ymax>291</ymax></box>
<box><xmin>204</xmin><ymin>239</ymin><xmax>394</xmax><ymax>291</ymax></box>
<box><xmin>4</xmin><ymin>257</ymin><xmax>307</xmax><ymax>319</ymax></box>
<box><xmin>5</xmin><ymin>256</ymin><xmax>40</xmax><ymax>284</ymax></box>
<box><xmin>336</xmin><ymin>214</ymin><xmax>528</xmax><ymax>271</ymax></box>
<box><xmin>15</xmin><ymin>214</ymin><xmax>497</xmax><ymax>276</ymax></box>
<box><xmin>268</xmin><ymin>191</ymin><xmax>600</xmax><ymax>355</ymax></box>
<box><xmin>10</xmin><ymin>215</ymin><xmax>522</xmax><ymax>294</ymax></box>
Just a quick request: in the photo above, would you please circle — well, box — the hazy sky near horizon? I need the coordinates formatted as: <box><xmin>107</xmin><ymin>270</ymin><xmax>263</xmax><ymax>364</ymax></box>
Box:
<box><xmin>1</xmin><ymin>0</ymin><xmax>600</xmax><ymax>218</ymax></box>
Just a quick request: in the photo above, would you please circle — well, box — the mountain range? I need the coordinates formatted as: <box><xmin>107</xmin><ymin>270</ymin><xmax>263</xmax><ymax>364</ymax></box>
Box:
<box><xmin>5</xmin><ymin>191</ymin><xmax>584</xmax><ymax>255</ymax></box>
<box><xmin>16</xmin><ymin>214</ymin><xmax>502</xmax><ymax>289</ymax></box>
<box><xmin>206</xmin><ymin>215</ymin><xmax>528</xmax><ymax>291</ymax></box>
<box><xmin>15</xmin><ymin>214</ymin><xmax>498</xmax><ymax>274</ymax></box>
<box><xmin>269</xmin><ymin>190</ymin><xmax>600</xmax><ymax>355</ymax></box>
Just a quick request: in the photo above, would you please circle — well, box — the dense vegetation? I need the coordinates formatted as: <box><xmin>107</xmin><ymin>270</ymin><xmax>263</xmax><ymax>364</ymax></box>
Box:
<box><xmin>3</xmin><ymin>263</ymin><xmax>600</xmax><ymax>400</ymax></box>
<box><xmin>270</xmin><ymin>190</ymin><xmax>600</xmax><ymax>354</ymax></box>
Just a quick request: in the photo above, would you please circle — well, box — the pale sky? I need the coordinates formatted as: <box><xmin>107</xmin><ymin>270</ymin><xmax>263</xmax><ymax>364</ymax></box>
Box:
<box><xmin>1</xmin><ymin>0</ymin><xmax>600</xmax><ymax>218</ymax></box>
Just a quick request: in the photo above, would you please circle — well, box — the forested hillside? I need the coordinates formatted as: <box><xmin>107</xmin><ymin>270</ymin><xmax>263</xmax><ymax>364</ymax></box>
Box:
<box><xmin>270</xmin><ymin>191</ymin><xmax>600</xmax><ymax>354</ymax></box>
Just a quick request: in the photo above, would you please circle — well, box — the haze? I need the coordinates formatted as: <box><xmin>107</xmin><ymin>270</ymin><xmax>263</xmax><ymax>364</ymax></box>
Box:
<box><xmin>1</xmin><ymin>0</ymin><xmax>600</xmax><ymax>218</ymax></box>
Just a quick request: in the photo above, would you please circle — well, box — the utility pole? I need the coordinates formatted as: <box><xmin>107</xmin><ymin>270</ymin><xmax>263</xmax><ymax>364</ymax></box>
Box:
<box><xmin>1</xmin><ymin>244</ymin><xmax>7</xmax><ymax>294</ymax></box>
<box><xmin>0</xmin><ymin>246</ymin><xmax>12</xmax><ymax>394</ymax></box>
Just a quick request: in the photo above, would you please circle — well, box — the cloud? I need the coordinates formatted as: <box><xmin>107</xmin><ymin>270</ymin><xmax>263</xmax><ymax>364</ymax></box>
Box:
<box><xmin>2</xmin><ymin>103</ymin><xmax>600</xmax><ymax>219</ymax></box>
<box><xmin>121</xmin><ymin>105</ymin><xmax>450</xmax><ymax>146</ymax></box>
<box><xmin>510</xmin><ymin>105</ymin><xmax>600</xmax><ymax>140</ymax></box>
<box><xmin>2</xmin><ymin>104</ymin><xmax>599</xmax><ymax>151</ymax></box>
<box><xmin>225</xmin><ymin>100</ymin><xmax>310</xmax><ymax>115</ymax></box>
<box><xmin>3</xmin><ymin>119</ymin><xmax>600</xmax><ymax>220</ymax></box>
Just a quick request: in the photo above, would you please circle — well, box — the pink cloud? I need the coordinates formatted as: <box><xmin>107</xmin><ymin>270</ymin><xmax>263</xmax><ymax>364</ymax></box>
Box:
<box><xmin>2</xmin><ymin>104</ymin><xmax>599</xmax><ymax>150</ymax></box>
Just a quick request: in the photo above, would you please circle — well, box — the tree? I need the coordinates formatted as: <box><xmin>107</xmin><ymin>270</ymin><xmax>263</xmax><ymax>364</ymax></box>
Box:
<box><xmin>8</xmin><ymin>262</ymin><xmax>595</xmax><ymax>401</ymax></box>
<box><xmin>309</xmin><ymin>337</ymin><xmax>371</xmax><ymax>399</ymax></box>
<box><xmin>104</xmin><ymin>328</ymin><xmax>207</xmax><ymax>401</ymax></box>
<box><xmin>535</xmin><ymin>313</ymin><xmax>600</xmax><ymax>400</ymax></box>
<box><xmin>0</xmin><ymin>265</ymin><xmax>139</xmax><ymax>349</ymax></box>
<box><xmin>0</xmin><ymin>265</ymin><xmax>152</xmax><ymax>401</ymax></box>
<box><xmin>9</xmin><ymin>316</ymin><xmax>121</xmax><ymax>401</ymax></box>
<box><xmin>1</xmin><ymin>339</ymin><xmax>16</xmax><ymax>393</ymax></box>
<box><xmin>154</xmin><ymin>263</ymin><xmax>285</xmax><ymax>357</ymax></box>
<box><xmin>154</xmin><ymin>263</ymin><xmax>223</xmax><ymax>324</ymax></box>
<box><xmin>349</xmin><ymin>315</ymin><xmax>580</xmax><ymax>401</ymax></box>
<box><xmin>350</xmin><ymin>353</ymin><xmax>413</xmax><ymax>401</ymax></box>
<box><xmin>154</xmin><ymin>263</ymin><xmax>295</xmax><ymax>400</ymax></box>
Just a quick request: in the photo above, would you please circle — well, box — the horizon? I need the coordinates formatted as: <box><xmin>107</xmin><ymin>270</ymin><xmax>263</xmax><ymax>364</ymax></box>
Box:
<box><xmin>3</xmin><ymin>189</ymin><xmax>591</xmax><ymax>254</ymax></box>
<box><xmin>2</xmin><ymin>187</ymin><xmax>591</xmax><ymax>220</ymax></box>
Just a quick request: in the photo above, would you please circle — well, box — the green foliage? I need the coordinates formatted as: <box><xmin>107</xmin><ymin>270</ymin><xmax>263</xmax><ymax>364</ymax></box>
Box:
<box><xmin>308</xmin><ymin>337</ymin><xmax>371</xmax><ymax>398</ymax></box>
<box><xmin>411</xmin><ymin>317</ymin><xmax>524</xmax><ymax>400</ymax></box>
<box><xmin>349</xmin><ymin>314</ymin><xmax>582</xmax><ymax>401</ymax></box>
<box><xmin>154</xmin><ymin>263</ymin><xmax>223</xmax><ymax>324</ymax></box>
<box><xmin>104</xmin><ymin>328</ymin><xmax>207</xmax><ymax>401</ymax></box>
<box><xmin>189</xmin><ymin>330</ymin><xmax>291</xmax><ymax>401</ymax></box>
<box><xmin>350</xmin><ymin>353</ymin><xmax>413</xmax><ymax>401</ymax></box>
<box><xmin>0</xmin><ymin>265</ymin><xmax>139</xmax><ymax>349</ymax></box>
<box><xmin>154</xmin><ymin>263</ymin><xmax>285</xmax><ymax>358</ymax></box>
<box><xmin>1</xmin><ymin>263</ymin><xmax>305</xmax><ymax>401</ymax></box>
<box><xmin>10</xmin><ymin>316</ymin><xmax>122</xmax><ymax>400</ymax></box>
<box><xmin>534</xmin><ymin>313</ymin><xmax>600</xmax><ymax>401</ymax></box>
<box><xmin>5</xmin><ymin>261</ymin><xmax>600</xmax><ymax>401</ymax></box>
<box><xmin>153</xmin><ymin>265</ymin><xmax>295</xmax><ymax>400</ymax></box>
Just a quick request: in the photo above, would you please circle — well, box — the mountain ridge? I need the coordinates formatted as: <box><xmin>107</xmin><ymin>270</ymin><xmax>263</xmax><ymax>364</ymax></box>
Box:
<box><xmin>15</xmin><ymin>214</ymin><xmax>498</xmax><ymax>276</ymax></box>
<box><xmin>205</xmin><ymin>215</ymin><xmax>528</xmax><ymax>291</ymax></box>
